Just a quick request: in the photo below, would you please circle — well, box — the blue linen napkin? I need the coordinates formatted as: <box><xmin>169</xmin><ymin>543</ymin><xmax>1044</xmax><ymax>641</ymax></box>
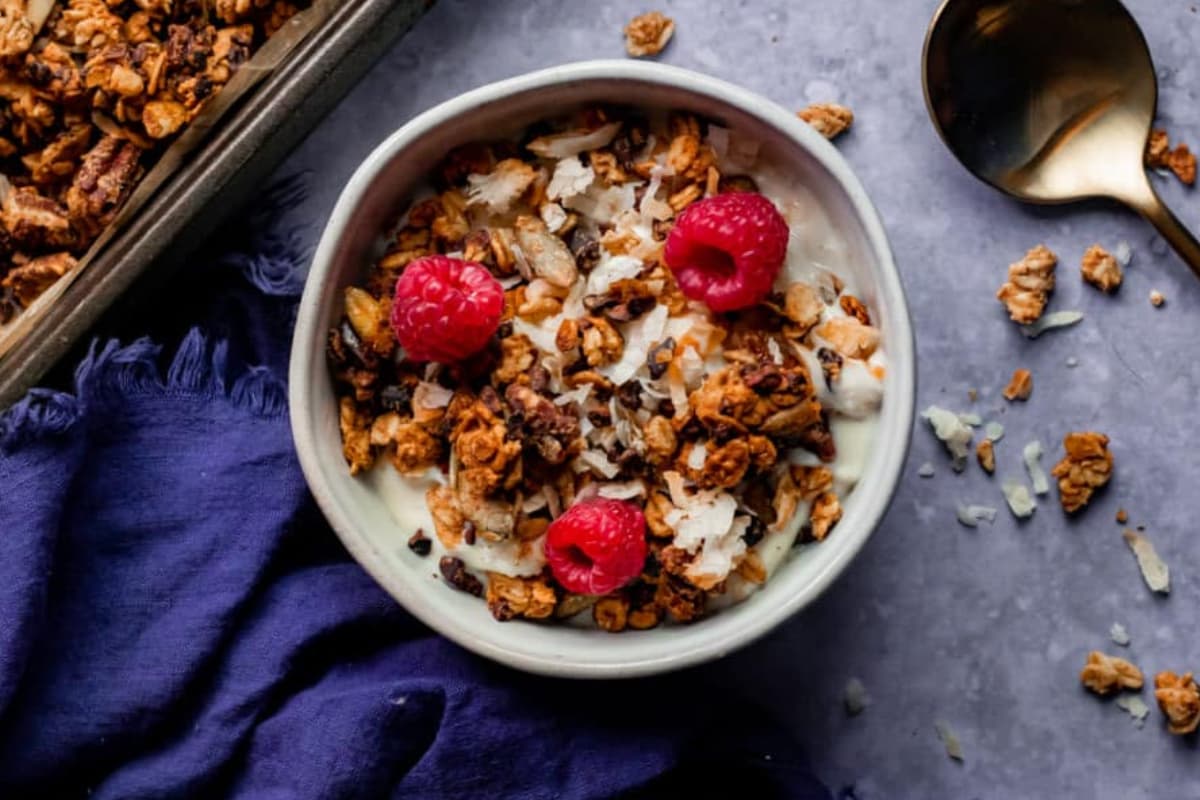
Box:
<box><xmin>0</xmin><ymin>184</ymin><xmax>830</xmax><ymax>799</ymax></box>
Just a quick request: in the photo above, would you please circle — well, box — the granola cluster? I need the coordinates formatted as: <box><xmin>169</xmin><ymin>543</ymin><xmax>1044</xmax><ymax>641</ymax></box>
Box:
<box><xmin>0</xmin><ymin>0</ymin><xmax>300</xmax><ymax>321</ymax></box>
<box><xmin>1079</xmin><ymin>650</ymin><xmax>1143</xmax><ymax>695</ymax></box>
<box><xmin>1050</xmin><ymin>431</ymin><xmax>1112</xmax><ymax>513</ymax></box>
<box><xmin>1154</xmin><ymin>671</ymin><xmax>1200</xmax><ymax>735</ymax></box>
<box><xmin>328</xmin><ymin>108</ymin><xmax>885</xmax><ymax>629</ymax></box>
<box><xmin>996</xmin><ymin>244</ymin><xmax>1056</xmax><ymax>324</ymax></box>
<box><xmin>1146</xmin><ymin>128</ymin><xmax>1196</xmax><ymax>186</ymax></box>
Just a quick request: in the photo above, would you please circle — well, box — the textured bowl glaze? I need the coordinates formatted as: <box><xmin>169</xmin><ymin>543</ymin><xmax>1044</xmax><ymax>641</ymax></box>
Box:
<box><xmin>290</xmin><ymin>60</ymin><xmax>915</xmax><ymax>678</ymax></box>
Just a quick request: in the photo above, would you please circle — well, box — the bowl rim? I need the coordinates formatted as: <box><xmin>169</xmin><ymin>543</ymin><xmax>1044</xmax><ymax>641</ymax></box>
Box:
<box><xmin>290</xmin><ymin>59</ymin><xmax>916</xmax><ymax>678</ymax></box>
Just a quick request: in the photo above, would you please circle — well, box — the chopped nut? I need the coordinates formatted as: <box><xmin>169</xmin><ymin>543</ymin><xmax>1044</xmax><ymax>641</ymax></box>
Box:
<box><xmin>1080</xmin><ymin>244</ymin><xmax>1123</xmax><ymax>293</ymax></box>
<box><xmin>1</xmin><ymin>251</ymin><xmax>75</xmax><ymax>307</ymax></box>
<box><xmin>643</xmin><ymin>415</ymin><xmax>677</xmax><ymax>466</ymax></box>
<box><xmin>996</xmin><ymin>245</ymin><xmax>1056</xmax><ymax>324</ymax></box>
<box><xmin>1154</xmin><ymin>671</ymin><xmax>1200</xmax><ymax>735</ymax></box>
<box><xmin>1146</xmin><ymin>129</ymin><xmax>1170</xmax><ymax>167</ymax></box>
<box><xmin>494</xmin><ymin>334</ymin><xmax>537</xmax><ymax>385</ymax></box>
<box><xmin>439</xmin><ymin>556</ymin><xmax>483</xmax><ymax>597</ymax></box>
<box><xmin>1080</xmin><ymin>651</ymin><xmax>1144</xmax><ymax>695</ymax></box>
<box><xmin>581</xmin><ymin>316</ymin><xmax>624</xmax><ymax>367</ymax></box>
<box><xmin>839</xmin><ymin>294</ymin><xmax>871</xmax><ymax>325</ymax></box>
<box><xmin>783</xmin><ymin>282</ymin><xmax>823</xmax><ymax>334</ymax></box>
<box><xmin>1</xmin><ymin>186</ymin><xmax>75</xmax><ymax>250</ymax></box>
<box><xmin>976</xmin><ymin>439</ymin><xmax>995</xmax><ymax>474</ymax></box>
<box><xmin>798</xmin><ymin>103</ymin><xmax>854</xmax><ymax>139</ymax></box>
<box><xmin>1002</xmin><ymin>368</ymin><xmax>1032</xmax><ymax>401</ymax></box>
<box><xmin>66</xmin><ymin>135</ymin><xmax>141</xmax><ymax>239</ymax></box>
<box><xmin>1167</xmin><ymin>144</ymin><xmax>1196</xmax><ymax>185</ymax></box>
<box><xmin>593</xmin><ymin>594</ymin><xmax>631</xmax><ymax>631</ymax></box>
<box><xmin>1150</xmin><ymin>289</ymin><xmax>1165</xmax><ymax>308</ymax></box>
<box><xmin>486</xmin><ymin>572</ymin><xmax>556</xmax><ymax>621</ymax></box>
<box><xmin>1115</xmin><ymin>508</ymin><xmax>1128</xmax><ymax>524</ymax></box>
<box><xmin>809</xmin><ymin>492</ymin><xmax>842</xmax><ymax>541</ymax></box>
<box><xmin>815</xmin><ymin>316</ymin><xmax>881</xmax><ymax>360</ymax></box>
<box><xmin>338</xmin><ymin>397</ymin><xmax>374</xmax><ymax>476</ymax></box>
<box><xmin>644</xmin><ymin>491</ymin><xmax>675</xmax><ymax>538</ymax></box>
<box><xmin>142</xmin><ymin>100</ymin><xmax>188</xmax><ymax>140</ymax></box>
<box><xmin>623</xmin><ymin>11</ymin><xmax>674</xmax><ymax>58</ymax></box>
<box><xmin>1050</xmin><ymin>432</ymin><xmax>1112</xmax><ymax>513</ymax></box>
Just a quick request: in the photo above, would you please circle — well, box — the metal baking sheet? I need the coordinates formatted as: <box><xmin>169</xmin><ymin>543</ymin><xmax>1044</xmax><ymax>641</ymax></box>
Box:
<box><xmin>0</xmin><ymin>0</ymin><xmax>432</xmax><ymax>410</ymax></box>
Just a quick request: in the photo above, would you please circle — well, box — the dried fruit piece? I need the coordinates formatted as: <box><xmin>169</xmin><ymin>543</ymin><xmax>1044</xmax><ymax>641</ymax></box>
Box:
<box><xmin>1002</xmin><ymin>368</ymin><xmax>1032</xmax><ymax>401</ymax></box>
<box><xmin>1080</xmin><ymin>244</ymin><xmax>1122</xmax><ymax>293</ymax></box>
<box><xmin>390</xmin><ymin>255</ymin><xmax>504</xmax><ymax>363</ymax></box>
<box><xmin>664</xmin><ymin>192</ymin><xmax>789</xmax><ymax>312</ymax></box>
<box><xmin>543</xmin><ymin>498</ymin><xmax>647</xmax><ymax>595</ymax></box>
<box><xmin>798</xmin><ymin>103</ymin><xmax>854</xmax><ymax>139</ymax></box>
<box><xmin>623</xmin><ymin>11</ymin><xmax>674</xmax><ymax>57</ymax></box>
<box><xmin>1154</xmin><ymin>671</ymin><xmax>1200</xmax><ymax>735</ymax></box>
<box><xmin>996</xmin><ymin>245</ymin><xmax>1056</xmax><ymax>324</ymax></box>
<box><xmin>1050</xmin><ymin>432</ymin><xmax>1112</xmax><ymax>513</ymax></box>
<box><xmin>1080</xmin><ymin>651</ymin><xmax>1144</xmax><ymax>695</ymax></box>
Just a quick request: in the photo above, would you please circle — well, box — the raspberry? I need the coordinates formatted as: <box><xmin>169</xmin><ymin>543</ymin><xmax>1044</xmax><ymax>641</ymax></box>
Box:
<box><xmin>544</xmin><ymin>498</ymin><xmax>647</xmax><ymax>596</ymax></box>
<box><xmin>390</xmin><ymin>255</ymin><xmax>504</xmax><ymax>363</ymax></box>
<box><xmin>663</xmin><ymin>192</ymin><xmax>789</xmax><ymax>312</ymax></box>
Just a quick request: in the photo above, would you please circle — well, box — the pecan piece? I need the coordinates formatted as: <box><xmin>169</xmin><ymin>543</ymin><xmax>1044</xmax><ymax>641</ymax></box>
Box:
<box><xmin>66</xmin><ymin>135</ymin><xmax>142</xmax><ymax>239</ymax></box>
<box><xmin>1</xmin><ymin>251</ymin><xmax>75</xmax><ymax>307</ymax></box>
<box><xmin>1</xmin><ymin>186</ymin><xmax>75</xmax><ymax>250</ymax></box>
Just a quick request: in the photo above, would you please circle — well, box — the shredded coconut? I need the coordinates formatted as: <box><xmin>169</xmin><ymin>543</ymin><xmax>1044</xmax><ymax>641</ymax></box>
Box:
<box><xmin>958</xmin><ymin>412</ymin><xmax>982</xmax><ymax>427</ymax></box>
<box><xmin>527</xmin><ymin>122</ymin><xmax>622</xmax><ymax>159</ymax></box>
<box><xmin>577</xmin><ymin>449</ymin><xmax>620</xmax><ymax>479</ymax></box>
<box><xmin>1002</xmin><ymin>480</ymin><xmax>1037</xmax><ymax>518</ymax></box>
<box><xmin>1110</xmin><ymin>622</ymin><xmax>1131</xmax><ymax>647</ymax></box>
<box><xmin>597</xmin><ymin>480</ymin><xmax>647</xmax><ymax>500</ymax></box>
<box><xmin>564</xmin><ymin>182</ymin><xmax>639</xmax><ymax>225</ymax></box>
<box><xmin>465</xmin><ymin>159</ymin><xmax>537</xmax><ymax>213</ymax></box>
<box><xmin>546</xmin><ymin>157</ymin><xmax>595</xmax><ymax>201</ymax></box>
<box><xmin>1122</xmin><ymin>529</ymin><xmax>1170</xmax><ymax>594</ymax></box>
<box><xmin>921</xmin><ymin>406</ymin><xmax>974</xmax><ymax>472</ymax></box>
<box><xmin>956</xmin><ymin>504</ymin><xmax>998</xmax><ymax>528</ymax></box>
<box><xmin>540</xmin><ymin>201</ymin><xmax>568</xmax><ymax>233</ymax></box>
<box><xmin>1115</xmin><ymin>693</ymin><xmax>1150</xmax><ymax>728</ymax></box>
<box><xmin>686</xmin><ymin>442</ymin><xmax>708</xmax><ymax>470</ymax></box>
<box><xmin>1021</xmin><ymin>310</ymin><xmax>1084</xmax><ymax>338</ymax></box>
<box><xmin>586</xmin><ymin>255</ymin><xmax>644</xmax><ymax>296</ymax></box>
<box><xmin>1023</xmin><ymin>440</ymin><xmax>1049</xmax><ymax>495</ymax></box>
<box><xmin>553</xmin><ymin>384</ymin><xmax>592</xmax><ymax>407</ymax></box>
<box><xmin>917</xmin><ymin>462</ymin><xmax>936</xmax><ymax>478</ymax></box>
<box><xmin>665</xmin><ymin>492</ymin><xmax>744</xmax><ymax>585</ymax></box>
<box><xmin>1114</xmin><ymin>240</ymin><xmax>1133</xmax><ymax>267</ymax></box>
<box><xmin>985</xmin><ymin>422</ymin><xmax>1005</xmax><ymax>442</ymax></box>
<box><xmin>598</xmin><ymin>304</ymin><xmax>669</xmax><ymax>386</ymax></box>
<box><xmin>934</xmin><ymin>720</ymin><xmax>964</xmax><ymax>762</ymax></box>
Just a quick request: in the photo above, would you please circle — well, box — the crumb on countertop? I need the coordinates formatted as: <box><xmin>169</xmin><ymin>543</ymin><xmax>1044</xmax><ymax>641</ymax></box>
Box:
<box><xmin>623</xmin><ymin>11</ymin><xmax>675</xmax><ymax>57</ymax></box>
<box><xmin>1080</xmin><ymin>650</ymin><xmax>1144</xmax><ymax>695</ymax></box>
<box><xmin>1081</xmin><ymin>244</ymin><xmax>1123</xmax><ymax>293</ymax></box>
<box><xmin>1154</xmin><ymin>671</ymin><xmax>1200</xmax><ymax>735</ymax></box>
<box><xmin>997</xmin><ymin>245</ymin><xmax>1056</xmax><ymax>324</ymax></box>
<box><xmin>1146</xmin><ymin>128</ymin><xmax>1197</xmax><ymax>186</ymax></box>
<box><xmin>798</xmin><ymin>103</ymin><xmax>854</xmax><ymax>140</ymax></box>
<box><xmin>1123</xmin><ymin>528</ymin><xmax>1170</xmax><ymax>594</ymax></box>
<box><xmin>976</xmin><ymin>439</ymin><xmax>995</xmax><ymax>474</ymax></box>
<box><xmin>1002</xmin><ymin>368</ymin><xmax>1032</xmax><ymax>401</ymax></box>
<box><xmin>1150</xmin><ymin>289</ymin><xmax>1165</xmax><ymax>308</ymax></box>
<box><xmin>1050</xmin><ymin>432</ymin><xmax>1112</xmax><ymax>513</ymax></box>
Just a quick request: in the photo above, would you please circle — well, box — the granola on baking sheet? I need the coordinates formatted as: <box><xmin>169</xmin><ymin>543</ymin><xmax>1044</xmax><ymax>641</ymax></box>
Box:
<box><xmin>326</xmin><ymin>108</ymin><xmax>887</xmax><ymax>629</ymax></box>
<box><xmin>0</xmin><ymin>0</ymin><xmax>302</xmax><ymax>318</ymax></box>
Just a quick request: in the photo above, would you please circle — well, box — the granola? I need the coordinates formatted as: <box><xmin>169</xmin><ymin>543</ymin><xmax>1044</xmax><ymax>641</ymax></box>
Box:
<box><xmin>1002</xmin><ymin>367</ymin><xmax>1032</xmax><ymax>401</ymax></box>
<box><xmin>1146</xmin><ymin>128</ymin><xmax>1197</xmax><ymax>186</ymax></box>
<box><xmin>1080</xmin><ymin>244</ymin><xmax>1122</xmax><ymax>293</ymax></box>
<box><xmin>328</xmin><ymin>109</ymin><xmax>886</xmax><ymax>628</ymax></box>
<box><xmin>797</xmin><ymin>103</ymin><xmax>854</xmax><ymax>140</ymax></box>
<box><xmin>1050</xmin><ymin>431</ymin><xmax>1112</xmax><ymax>513</ymax></box>
<box><xmin>1080</xmin><ymin>651</ymin><xmax>1144</xmax><ymax>696</ymax></box>
<box><xmin>623</xmin><ymin>11</ymin><xmax>674</xmax><ymax>58</ymax></box>
<box><xmin>0</xmin><ymin>0</ymin><xmax>301</xmax><ymax>317</ymax></box>
<box><xmin>1154</xmin><ymin>671</ymin><xmax>1200</xmax><ymax>735</ymax></box>
<box><xmin>996</xmin><ymin>245</ymin><xmax>1056</xmax><ymax>324</ymax></box>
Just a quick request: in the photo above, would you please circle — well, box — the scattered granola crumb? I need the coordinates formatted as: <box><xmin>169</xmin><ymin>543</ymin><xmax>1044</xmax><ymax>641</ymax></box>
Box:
<box><xmin>623</xmin><ymin>11</ymin><xmax>675</xmax><ymax>57</ymax></box>
<box><xmin>956</xmin><ymin>504</ymin><xmax>997</xmax><ymax>528</ymax></box>
<box><xmin>1022</xmin><ymin>440</ymin><xmax>1049</xmax><ymax>495</ymax></box>
<box><xmin>1145</xmin><ymin>130</ymin><xmax>1195</xmax><ymax>183</ymax></box>
<box><xmin>1110</xmin><ymin>622</ymin><xmax>1131</xmax><ymax>647</ymax></box>
<box><xmin>1080</xmin><ymin>651</ymin><xmax>1144</xmax><ymax>695</ymax></box>
<box><xmin>1154</xmin><ymin>671</ymin><xmax>1200</xmax><ymax>735</ymax></box>
<box><xmin>976</xmin><ymin>440</ymin><xmax>995</xmax><ymax>474</ymax></box>
<box><xmin>934</xmin><ymin>720</ymin><xmax>964</xmax><ymax>763</ymax></box>
<box><xmin>1080</xmin><ymin>244</ymin><xmax>1123</xmax><ymax>293</ymax></box>
<box><xmin>1001</xmin><ymin>480</ymin><xmax>1037</xmax><ymax>519</ymax></box>
<box><xmin>967</xmin><ymin>388</ymin><xmax>978</xmax><ymax>403</ymax></box>
<box><xmin>1065</xmin><ymin>356</ymin><xmax>1079</xmax><ymax>368</ymax></box>
<box><xmin>918</xmin><ymin>462</ymin><xmax>936</xmax><ymax>478</ymax></box>
<box><xmin>844</xmin><ymin>678</ymin><xmax>869</xmax><ymax>716</ymax></box>
<box><xmin>798</xmin><ymin>103</ymin><xmax>854</xmax><ymax>140</ymax></box>
<box><xmin>1050</xmin><ymin>432</ymin><xmax>1112</xmax><ymax>513</ymax></box>
<box><xmin>1115</xmin><ymin>508</ymin><xmax>1128</xmax><ymax>524</ymax></box>
<box><xmin>1116</xmin><ymin>693</ymin><xmax>1151</xmax><ymax>729</ymax></box>
<box><xmin>1146</xmin><ymin>129</ymin><xmax>1170</xmax><ymax>168</ymax></box>
<box><xmin>1150</xmin><ymin>289</ymin><xmax>1165</xmax><ymax>308</ymax></box>
<box><xmin>1003</xmin><ymin>368</ymin><xmax>1032</xmax><ymax>401</ymax></box>
<box><xmin>1122</xmin><ymin>529</ymin><xmax>1170</xmax><ymax>594</ymax></box>
<box><xmin>921</xmin><ymin>406</ymin><xmax>973</xmax><ymax>472</ymax></box>
<box><xmin>1021</xmin><ymin>310</ymin><xmax>1083</xmax><ymax>338</ymax></box>
<box><xmin>997</xmin><ymin>245</ymin><xmax>1056</xmax><ymax>324</ymax></box>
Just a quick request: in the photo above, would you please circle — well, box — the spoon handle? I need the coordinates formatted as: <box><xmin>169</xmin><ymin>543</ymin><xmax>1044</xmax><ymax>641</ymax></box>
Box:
<box><xmin>1127</xmin><ymin>181</ymin><xmax>1200</xmax><ymax>280</ymax></box>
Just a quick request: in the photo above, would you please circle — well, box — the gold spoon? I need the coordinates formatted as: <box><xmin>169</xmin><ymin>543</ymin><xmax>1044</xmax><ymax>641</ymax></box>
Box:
<box><xmin>923</xmin><ymin>0</ymin><xmax>1200</xmax><ymax>276</ymax></box>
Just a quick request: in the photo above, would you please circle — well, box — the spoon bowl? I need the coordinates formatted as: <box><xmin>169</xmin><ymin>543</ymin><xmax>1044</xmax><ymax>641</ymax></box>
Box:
<box><xmin>923</xmin><ymin>0</ymin><xmax>1200</xmax><ymax>275</ymax></box>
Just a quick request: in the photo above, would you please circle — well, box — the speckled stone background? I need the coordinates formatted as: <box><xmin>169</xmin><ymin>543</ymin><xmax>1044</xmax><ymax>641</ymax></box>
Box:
<box><xmin>276</xmin><ymin>1</ymin><xmax>1200</xmax><ymax>796</ymax></box>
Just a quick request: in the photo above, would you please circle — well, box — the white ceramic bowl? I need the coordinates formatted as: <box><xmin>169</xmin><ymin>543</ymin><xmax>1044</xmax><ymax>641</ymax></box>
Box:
<box><xmin>290</xmin><ymin>60</ymin><xmax>915</xmax><ymax>678</ymax></box>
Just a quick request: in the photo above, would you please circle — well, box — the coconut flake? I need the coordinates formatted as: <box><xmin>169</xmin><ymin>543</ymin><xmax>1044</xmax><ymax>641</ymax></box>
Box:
<box><xmin>413</xmin><ymin>381</ymin><xmax>453</xmax><ymax>410</ymax></box>
<box><xmin>639</xmin><ymin>164</ymin><xmax>674</xmax><ymax>224</ymax></box>
<box><xmin>527</xmin><ymin>122</ymin><xmax>622</xmax><ymax>159</ymax></box>
<box><xmin>956</xmin><ymin>504</ymin><xmax>998</xmax><ymax>528</ymax></box>
<box><xmin>597</xmin><ymin>480</ymin><xmax>647</xmax><ymax>500</ymax></box>
<box><xmin>599</xmin><ymin>304</ymin><xmax>669</xmax><ymax>386</ymax></box>
<box><xmin>958</xmin><ymin>412</ymin><xmax>982</xmax><ymax>427</ymax></box>
<box><xmin>1002</xmin><ymin>480</ymin><xmax>1037</xmax><ymax>518</ymax></box>
<box><xmin>917</xmin><ymin>462</ymin><xmax>936</xmax><ymax>478</ymax></box>
<box><xmin>554</xmin><ymin>384</ymin><xmax>592</xmax><ymax>407</ymax></box>
<box><xmin>1114</xmin><ymin>240</ymin><xmax>1133</xmax><ymax>267</ymax></box>
<box><xmin>665</xmin><ymin>493</ymin><xmax>745</xmax><ymax>586</ymax></box>
<box><xmin>577</xmin><ymin>449</ymin><xmax>621</xmax><ymax>479</ymax></box>
<box><xmin>546</xmin><ymin>157</ymin><xmax>595</xmax><ymax>201</ymax></box>
<box><xmin>663</xmin><ymin>470</ymin><xmax>689</xmax><ymax>507</ymax></box>
<box><xmin>586</xmin><ymin>255</ymin><xmax>644</xmax><ymax>296</ymax></box>
<box><xmin>843</xmin><ymin>678</ymin><xmax>869</xmax><ymax>716</ymax></box>
<box><xmin>686</xmin><ymin>442</ymin><xmax>708</xmax><ymax>471</ymax></box>
<box><xmin>497</xmin><ymin>274</ymin><xmax>525</xmax><ymax>290</ymax></box>
<box><xmin>921</xmin><ymin>406</ymin><xmax>973</xmax><ymax>472</ymax></box>
<box><xmin>540</xmin><ymin>201</ymin><xmax>568</xmax><ymax>233</ymax></box>
<box><xmin>678</xmin><ymin>345</ymin><xmax>706</xmax><ymax>391</ymax></box>
<box><xmin>1122</xmin><ymin>529</ymin><xmax>1170</xmax><ymax>594</ymax></box>
<box><xmin>1021</xmin><ymin>310</ymin><xmax>1084</xmax><ymax>338</ymax></box>
<box><xmin>934</xmin><ymin>721</ymin><xmax>964</xmax><ymax>762</ymax></box>
<box><xmin>521</xmin><ymin>489</ymin><xmax>549</xmax><ymax>515</ymax></box>
<box><xmin>984</xmin><ymin>422</ymin><xmax>1005</xmax><ymax>442</ymax></box>
<box><xmin>465</xmin><ymin>159</ymin><xmax>537</xmax><ymax>213</ymax></box>
<box><xmin>564</xmin><ymin>183</ymin><xmax>639</xmax><ymax>225</ymax></box>
<box><xmin>1109</xmin><ymin>622</ymin><xmax>1131</xmax><ymax>647</ymax></box>
<box><xmin>766</xmin><ymin>338</ymin><xmax>785</xmax><ymax>365</ymax></box>
<box><xmin>1116</xmin><ymin>694</ymin><xmax>1150</xmax><ymax>728</ymax></box>
<box><xmin>511</xmin><ymin>316</ymin><xmax>560</xmax><ymax>355</ymax></box>
<box><xmin>1022</xmin><ymin>440</ymin><xmax>1049</xmax><ymax>495</ymax></box>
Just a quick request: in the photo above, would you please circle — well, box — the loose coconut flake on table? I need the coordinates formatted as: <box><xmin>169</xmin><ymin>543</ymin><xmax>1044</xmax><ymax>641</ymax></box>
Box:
<box><xmin>1115</xmin><ymin>693</ymin><xmax>1151</xmax><ymax>729</ymax></box>
<box><xmin>1022</xmin><ymin>440</ymin><xmax>1050</xmax><ymax>495</ymax></box>
<box><xmin>921</xmin><ymin>406</ymin><xmax>974</xmax><ymax>472</ymax></box>
<box><xmin>844</xmin><ymin>678</ymin><xmax>869</xmax><ymax>716</ymax></box>
<box><xmin>984</xmin><ymin>422</ymin><xmax>1005</xmax><ymax>442</ymax></box>
<box><xmin>1002</xmin><ymin>480</ymin><xmax>1037</xmax><ymax>518</ymax></box>
<box><xmin>934</xmin><ymin>720</ymin><xmax>965</xmax><ymax>763</ymax></box>
<box><xmin>1122</xmin><ymin>529</ymin><xmax>1170</xmax><ymax>594</ymax></box>
<box><xmin>956</xmin><ymin>504</ymin><xmax>998</xmax><ymax>528</ymax></box>
<box><xmin>1020</xmin><ymin>310</ymin><xmax>1084</xmax><ymax>339</ymax></box>
<box><xmin>917</xmin><ymin>462</ymin><xmax>936</xmax><ymax>478</ymax></box>
<box><xmin>1110</xmin><ymin>622</ymin><xmax>1131</xmax><ymax>647</ymax></box>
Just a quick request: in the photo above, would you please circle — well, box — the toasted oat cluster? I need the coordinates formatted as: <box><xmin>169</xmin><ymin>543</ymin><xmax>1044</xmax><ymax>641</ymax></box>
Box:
<box><xmin>798</xmin><ymin>103</ymin><xmax>854</xmax><ymax>140</ymax></box>
<box><xmin>327</xmin><ymin>108</ymin><xmax>886</xmax><ymax>629</ymax></box>
<box><xmin>1154</xmin><ymin>671</ymin><xmax>1200</xmax><ymax>735</ymax></box>
<box><xmin>0</xmin><ymin>0</ymin><xmax>300</xmax><ymax>323</ymax></box>
<box><xmin>1051</xmin><ymin>431</ymin><xmax>1112</xmax><ymax>513</ymax></box>
<box><xmin>1080</xmin><ymin>244</ymin><xmax>1122</xmax><ymax>293</ymax></box>
<box><xmin>623</xmin><ymin>11</ymin><xmax>674</xmax><ymax>58</ymax></box>
<box><xmin>996</xmin><ymin>244</ymin><xmax>1056</xmax><ymax>324</ymax></box>
<box><xmin>1080</xmin><ymin>650</ymin><xmax>1144</xmax><ymax>696</ymax></box>
<box><xmin>1146</xmin><ymin>128</ymin><xmax>1196</xmax><ymax>186</ymax></box>
<box><xmin>1002</xmin><ymin>367</ymin><xmax>1032</xmax><ymax>401</ymax></box>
